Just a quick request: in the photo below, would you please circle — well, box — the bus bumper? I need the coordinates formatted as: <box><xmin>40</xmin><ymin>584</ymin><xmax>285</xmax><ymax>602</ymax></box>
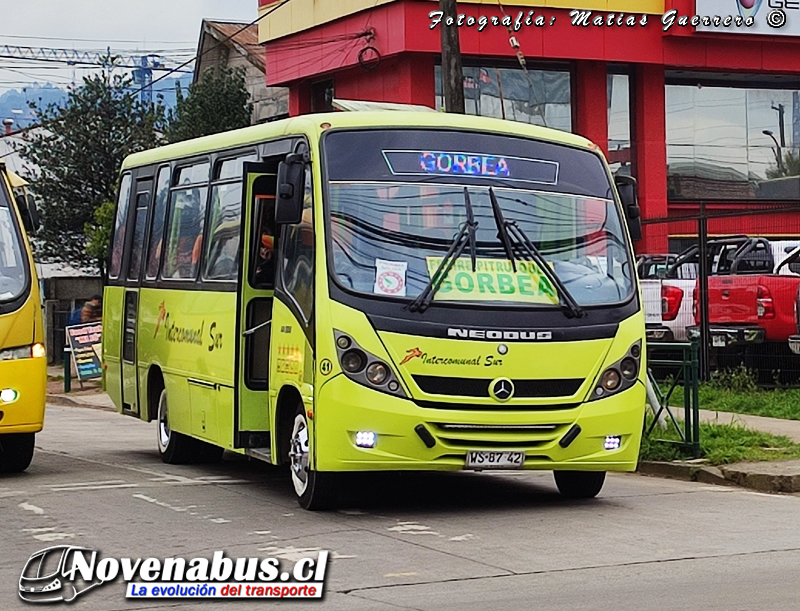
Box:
<box><xmin>0</xmin><ymin>356</ymin><xmax>46</xmax><ymax>434</ymax></box>
<box><xmin>315</xmin><ymin>374</ymin><xmax>644</xmax><ymax>473</ymax></box>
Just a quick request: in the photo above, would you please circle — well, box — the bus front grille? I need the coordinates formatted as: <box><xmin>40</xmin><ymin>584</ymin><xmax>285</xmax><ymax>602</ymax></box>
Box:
<box><xmin>413</xmin><ymin>375</ymin><xmax>583</xmax><ymax>398</ymax></box>
<box><xmin>428</xmin><ymin>422</ymin><xmax>567</xmax><ymax>449</ymax></box>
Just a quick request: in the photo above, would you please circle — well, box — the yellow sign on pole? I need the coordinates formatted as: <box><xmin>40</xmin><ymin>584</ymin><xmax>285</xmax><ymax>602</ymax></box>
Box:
<box><xmin>426</xmin><ymin>257</ymin><xmax>558</xmax><ymax>304</ymax></box>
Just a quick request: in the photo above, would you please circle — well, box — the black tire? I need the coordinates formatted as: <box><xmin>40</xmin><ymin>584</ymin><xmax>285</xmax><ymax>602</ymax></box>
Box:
<box><xmin>288</xmin><ymin>403</ymin><xmax>336</xmax><ymax>510</ymax></box>
<box><xmin>554</xmin><ymin>470</ymin><xmax>606</xmax><ymax>499</ymax></box>
<box><xmin>0</xmin><ymin>433</ymin><xmax>35</xmax><ymax>473</ymax></box>
<box><xmin>156</xmin><ymin>388</ymin><xmax>195</xmax><ymax>464</ymax></box>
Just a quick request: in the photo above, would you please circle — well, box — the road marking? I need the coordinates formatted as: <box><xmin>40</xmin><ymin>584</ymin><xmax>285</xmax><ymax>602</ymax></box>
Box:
<box><xmin>132</xmin><ymin>494</ymin><xmax>229</xmax><ymax>525</ymax></box>
<box><xmin>43</xmin><ymin>480</ymin><xmax>139</xmax><ymax>492</ymax></box>
<box><xmin>258</xmin><ymin>546</ymin><xmax>356</xmax><ymax>561</ymax></box>
<box><xmin>387</xmin><ymin>521</ymin><xmax>441</xmax><ymax>536</ymax></box>
<box><xmin>253</xmin><ymin>531</ymin><xmax>272</xmax><ymax>535</ymax></box>
<box><xmin>33</xmin><ymin>532</ymin><xmax>75</xmax><ymax>542</ymax></box>
<box><xmin>449</xmin><ymin>534</ymin><xmax>475</xmax><ymax>541</ymax></box>
<box><xmin>22</xmin><ymin>527</ymin><xmax>56</xmax><ymax>533</ymax></box>
<box><xmin>18</xmin><ymin>502</ymin><xmax>45</xmax><ymax>514</ymax></box>
<box><xmin>384</xmin><ymin>572</ymin><xmax>418</xmax><ymax>578</ymax></box>
<box><xmin>148</xmin><ymin>474</ymin><xmax>250</xmax><ymax>485</ymax></box>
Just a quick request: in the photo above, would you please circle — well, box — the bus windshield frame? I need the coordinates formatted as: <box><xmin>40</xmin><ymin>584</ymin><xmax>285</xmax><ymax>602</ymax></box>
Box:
<box><xmin>0</xmin><ymin>176</ymin><xmax>30</xmax><ymax>310</ymax></box>
<box><xmin>321</xmin><ymin>128</ymin><xmax>635</xmax><ymax>311</ymax></box>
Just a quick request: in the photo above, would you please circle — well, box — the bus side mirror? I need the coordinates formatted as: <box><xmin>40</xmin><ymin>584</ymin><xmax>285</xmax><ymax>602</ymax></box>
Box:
<box><xmin>275</xmin><ymin>154</ymin><xmax>305</xmax><ymax>225</ymax></box>
<box><xmin>16</xmin><ymin>193</ymin><xmax>40</xmax><ymax>234</ymax></box>
<box><xmin>615</xmin><ymin>175</ymin><xmax>641</xmax><ymax>241</ymax></box>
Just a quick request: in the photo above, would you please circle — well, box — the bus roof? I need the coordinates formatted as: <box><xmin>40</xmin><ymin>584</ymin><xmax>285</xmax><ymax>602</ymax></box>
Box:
<box><xmin>121</xmin><ymin>111</ymin><xmax>598</xmax><ymax>171</ymax></box>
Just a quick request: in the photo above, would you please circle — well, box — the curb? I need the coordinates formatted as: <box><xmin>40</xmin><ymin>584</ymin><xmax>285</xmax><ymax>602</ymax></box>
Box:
<box><xmin>638</xmin><ymin>461</ymin><xmax>736</xmax><ymax>488</ymax></box>
<box><xmin>639</xmin><ymin>460</ymin><xmax>800</xmax><ymax>493</ymax></box>
<box><xmin>46</xmin><ymin>394</ymin><xmax>115</xmax><ymax>412</ymax></box>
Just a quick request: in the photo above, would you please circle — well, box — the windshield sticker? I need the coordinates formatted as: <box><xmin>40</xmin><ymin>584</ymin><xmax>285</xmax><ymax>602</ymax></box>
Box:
<box><xmin>374</xmin><ymin>259</ymin><xmax>408</xmax><ymax>296</ymax></box>
<box><xmin>382</xmin><ymin>150</ymin><xmax>559</xmax><ymax>185</ymax></box>
<box><xmin>425</xmin><ymin>257</ymin><xmax>558</xmax><ymax>304</ymax></box>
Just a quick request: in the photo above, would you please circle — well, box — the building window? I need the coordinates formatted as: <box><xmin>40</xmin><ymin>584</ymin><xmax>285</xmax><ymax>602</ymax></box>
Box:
<box><xmin>666</xmin><ymin>72</ymin><xmax>800</xmax><ymax>201</ymax></box>
<box><xmin>435</xmin><ymin>65</ymin><xmax>571</xmax><ymax>132</ymax></box>
<box><xmin>607</xmin><ymin>70</ymin><xmax>632</xmax><ymax>178</ymax></box>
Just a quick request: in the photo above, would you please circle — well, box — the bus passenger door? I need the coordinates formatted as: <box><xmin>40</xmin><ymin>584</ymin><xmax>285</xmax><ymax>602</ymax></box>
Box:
<box><xmin>236</xmin><ymin>163</ymin><xmax>277</xmax><ymax>451</ymax></box>
<box><xmin>121</xmin><ymin>181</ymin><xmax>151</xmax><ymax>414</ymax></box>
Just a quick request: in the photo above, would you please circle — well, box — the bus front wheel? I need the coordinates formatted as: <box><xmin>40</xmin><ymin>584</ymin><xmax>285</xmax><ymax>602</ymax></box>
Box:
<box><xmin>0</xmin><ymin>433</ymin><xmax>35</xmax><ymax>473</ymax></box>
<box><xmin>156</xmin><ymin>389</ymin><xmax>194</xmax><ymax>464</ymax></box>
<box><xmin>288</xmin><ymin>404</ymin><xmax>336</xmax><ymax>510</ymax></box>
<box><xmin>554</xmin><ymin>470</ymin><xmax>606</xmax><ymax>499</ymax></box>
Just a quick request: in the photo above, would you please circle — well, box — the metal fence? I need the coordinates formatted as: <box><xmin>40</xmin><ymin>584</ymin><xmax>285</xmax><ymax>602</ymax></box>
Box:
<box><xmin>640</xmin><ymin>203</ymin><xmax>800</xmax><ymax>386</ymax></box>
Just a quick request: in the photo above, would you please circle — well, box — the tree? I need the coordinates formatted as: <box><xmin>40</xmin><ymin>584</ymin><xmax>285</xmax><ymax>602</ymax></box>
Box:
<box><xmin>18</xmin><ymin>69</ymin><xmax>166</xmax><ymax>272</ymax></box>
<box><xmin>766</xmin><ymin>149</ymin><xmax>800</xmax><ymax>179</ymax></box>
<box><xmin>164</xmin><ymin>65</ymin><xmax>253</xmax><ymax>143</ymax></box>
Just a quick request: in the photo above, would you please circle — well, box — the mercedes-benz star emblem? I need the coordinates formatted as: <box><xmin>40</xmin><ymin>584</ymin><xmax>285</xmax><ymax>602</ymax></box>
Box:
<box><xmin>490</xmin><ymin>377</ymin><xmax>515</xmax><ymax>402</ymax></box>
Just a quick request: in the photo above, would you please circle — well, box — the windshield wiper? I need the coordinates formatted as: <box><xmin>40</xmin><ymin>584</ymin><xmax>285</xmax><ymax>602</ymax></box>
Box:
<box><xmin>488</xmin><ymin>188</ymin><xmax>585</xmax><ymax>319</ymax></box>
<box><xmin>408</xmin><ymin>187</ymin><xmax>478</xmax><ymax>313</ymax></box>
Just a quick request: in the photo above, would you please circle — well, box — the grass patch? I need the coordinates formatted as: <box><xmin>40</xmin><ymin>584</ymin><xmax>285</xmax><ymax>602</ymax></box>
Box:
<box><xmin>640</xmin><ymin>419</ymin><xmax>800</xmax><ymax>465</ymax></box>
<box><xmin>659</xmin><ymin>365</ymin><xmax>800</xmax><ymax>421</ymax></box>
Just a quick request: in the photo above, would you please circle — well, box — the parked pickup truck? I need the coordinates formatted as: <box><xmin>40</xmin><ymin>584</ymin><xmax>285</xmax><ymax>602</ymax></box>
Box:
<box><xmin>640</xmin><ymin>237</ymin><xmax>773</xmax><ymax>342</ymax></box>
<box><xmin>692</xmin><ymin>244</ymin><xmax>800</xmax><ymax>351</ymax></box>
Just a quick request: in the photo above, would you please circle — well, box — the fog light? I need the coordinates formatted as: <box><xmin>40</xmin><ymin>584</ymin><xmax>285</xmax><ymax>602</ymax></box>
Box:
<box><xmin>355</xmin><ymin>431</ymin><xmax>376</xmax><ymax>448</ymax></box>
<box><xmin>0</xmin><ymin>388</ymin><xmax>19</xmax><ymax>403</ymax></box>
<box><xmin>388</xmin><ymin>380</ymin><xmax>399</xmax><ymax>392</ymax></box>
<box><xmin>366</xmin><ymin>362</ymin><xmax>388</xmax><ymax>385</ymax></box>
<box><xmin>604</xmin><ymin>435</ymin><xmax>622</xmax><ymax>451</ymax></box>
<box><xmin>341</xmin><ymin>350</ymin><xmax>366</xmax><ymax>373</ymax></box>
<box><xmin>601</xmin><ymin>369</ymin><xmax>621</xmax><ymax>391</ymax></box>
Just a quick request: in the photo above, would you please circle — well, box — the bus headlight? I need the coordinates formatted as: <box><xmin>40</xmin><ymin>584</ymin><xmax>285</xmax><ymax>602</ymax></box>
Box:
<box><xmin>334</xmin><ymin>331</ymin><xmax>406</xmax><ymax>398</ymax></box>
<box><xmin>341</xmin><ymin>350</ymin><xmax>367</xmax><ymax>373</ymax></box>
<box><xmin>591</xmin><ymin>340</ymin><xmax>642</xmax><ymax>401</ymax></box>
<box><xmin>601</xmin><ymin>369</ymin><xmax>621</xmax><ymax>391</ymax></box>
<box><xmin>32</xmin><ymin>343</ymin><xmax>46</xmax><ymax>359</ymax></box>
<box><xmin>0</xmin><ymin>345</ymin><xmax>32</xmax><ymax>360</ymax></box>
<box><xmin>366</xmin><ymin>362</ymin><xmax>389</xmax><ymax>385</ymax></box>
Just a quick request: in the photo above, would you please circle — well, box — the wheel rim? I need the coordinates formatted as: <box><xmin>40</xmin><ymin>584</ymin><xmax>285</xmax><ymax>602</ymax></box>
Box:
<box><xmin>157</xmin><ymin>392</ymin><xmax>171</xmax><ymax>452</ymax></box>
<box><xmin>289</xmin><ymin>413</ymin><xmax>309</xmax><ymax>496</ymax></box>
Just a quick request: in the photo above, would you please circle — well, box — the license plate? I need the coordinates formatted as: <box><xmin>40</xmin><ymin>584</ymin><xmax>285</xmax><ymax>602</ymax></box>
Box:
<box><xmin>465</xmin><ymin>451</ymin><xmax>525</xmax><ymax>469</ymax></box>
<box><xmin>712</xmin><ymin>335</ymin><xmax>727</xmax><ymax>347</ymax></box>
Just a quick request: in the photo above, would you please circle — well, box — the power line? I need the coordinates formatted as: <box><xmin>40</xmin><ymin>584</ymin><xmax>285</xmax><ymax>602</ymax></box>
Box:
<box><xmin>0</xmin><ymin>33</ymin><xmax>196</xmax><ymax>45</ymax></box>
<box><xmin>1</xmin><ymin>0</ymin><xmax>295</xmax><ymax>138</ymax></box>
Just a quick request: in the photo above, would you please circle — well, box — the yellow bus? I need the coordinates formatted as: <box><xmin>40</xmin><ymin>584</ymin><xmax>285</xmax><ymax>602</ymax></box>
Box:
<box><xmin>0</xmin><ymin>161</ymin><xmax>46</xmax><ymax>473</ymax></box>
<box><xmin>103</xmin><ymin>111</ymin><xmax>645</xmax><ymax>509</ymax></box>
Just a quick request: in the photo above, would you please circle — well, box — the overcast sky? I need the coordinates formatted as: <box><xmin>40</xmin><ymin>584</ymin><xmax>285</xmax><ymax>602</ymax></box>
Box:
<box><xmin>0</xmin><ymin>0</ymin><xmax>258</xmax><ymax>92</ymax></box>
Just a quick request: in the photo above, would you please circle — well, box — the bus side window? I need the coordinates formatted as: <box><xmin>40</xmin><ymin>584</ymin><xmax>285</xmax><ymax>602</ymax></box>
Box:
<box><xmin>162</xmin><ymin>186</ymin><xmax>208</xmax><ymax>280</ymax></box>
<box><xmin>280</xmin><ymin>168</ymin><xmax>313</xmax><ymax>321</ymax></box>
<box><xmin>204</xmin><ymin>182</ymin><xmax>243</xmax><ymax>281</ymax></box>
<box><xmin>145</xmin><ymin>166</ymin><xmax>170</xmax><ymax>280</ymax></box>
<box><xmin>109</xmin><ymin>173</ymin><xmax>132</xmax><ymax>279</ymax></box>
<box><xmin>252</xmin><ymin>193</ymin><xmax>276</xmax><ymax>288</ymax></box>
<box><xmin>127</xmin><ymin>191</ymin><xmax>151</xmax><ymax>281</ymax></box>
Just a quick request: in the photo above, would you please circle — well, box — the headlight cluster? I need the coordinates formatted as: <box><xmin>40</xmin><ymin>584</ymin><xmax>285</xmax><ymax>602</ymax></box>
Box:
<box><xmin>590</xmin><ymin>340</ymin><xmax>642</xmax><ymax>401</ymax></box>
<box><xmin>334</xmin><ymin>331</ymin><xmax>406</xmax><ymax>397</ymax></box>
<box><xmin>0</xmin><ymin>343</ymin><xmax>45</xmax><ymax>360</ymax></box>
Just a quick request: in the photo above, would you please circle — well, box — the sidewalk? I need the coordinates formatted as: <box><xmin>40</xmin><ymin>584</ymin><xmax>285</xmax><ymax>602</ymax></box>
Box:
<box><xmin>640</xmin><ymin>406</ymin><xmax>800</xmax><ymax>493</ymax></box>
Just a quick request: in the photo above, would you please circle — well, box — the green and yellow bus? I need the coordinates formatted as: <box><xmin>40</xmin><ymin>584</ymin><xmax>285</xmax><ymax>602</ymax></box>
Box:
<box><xmin>0</xmin><ymin>161</ymin><xmax>46</xmax><ymax>473</ymax></box>
<box><xmin>103</xmin><ymin>111</ymin><xmax>645</xmax><ymax>509</ymax></box>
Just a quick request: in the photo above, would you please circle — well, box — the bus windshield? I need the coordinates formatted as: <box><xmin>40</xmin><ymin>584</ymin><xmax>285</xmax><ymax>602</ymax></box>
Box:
<box><xmin>0</xmin><ymin>192</ymin><xmax>27</xmax><ymax>303</ymax></box>
<box><xmin>324</xmin><ymin>129</ymin><xmax>634</xmax><ymax>307</ymax></box>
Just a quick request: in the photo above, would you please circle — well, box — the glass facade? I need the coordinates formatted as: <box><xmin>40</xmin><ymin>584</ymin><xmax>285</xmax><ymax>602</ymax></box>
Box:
<box><xmin>435</xmin><ymin>65</ymin><xmax>572</xmax><ymax>132</ymax></box>
<box><xmin>666</xmin><ymin>75</ymin><xmax>800</xmax><ymax>201</ymax></box>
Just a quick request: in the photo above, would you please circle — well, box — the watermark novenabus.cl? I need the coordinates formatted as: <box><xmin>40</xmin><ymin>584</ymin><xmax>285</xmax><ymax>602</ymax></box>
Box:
<box><xmin>18</xmin><ymin>545</ymin><xmax>329</xmax><ymax>603</ymax></box>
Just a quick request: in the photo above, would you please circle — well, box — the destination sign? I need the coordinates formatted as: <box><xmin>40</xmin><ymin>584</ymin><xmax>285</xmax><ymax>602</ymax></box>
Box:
<box><xmin>382</xmin><ymin>150</ymin><xmax>559</xmax><ymax>185</ymax></box>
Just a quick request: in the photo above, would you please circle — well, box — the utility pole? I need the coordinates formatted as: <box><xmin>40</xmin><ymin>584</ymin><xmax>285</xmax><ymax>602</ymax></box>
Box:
<box><xmin>439</xmin><ymin>0</ymin><xmax>465</xmax><ymax>113</ymax></box>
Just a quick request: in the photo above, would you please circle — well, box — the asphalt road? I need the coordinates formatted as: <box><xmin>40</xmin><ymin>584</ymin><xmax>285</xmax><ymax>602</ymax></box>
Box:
<box><xmin>3</xmin><ymin>404</ymin><xmax>800</xmax><ymax>610</ymax></box>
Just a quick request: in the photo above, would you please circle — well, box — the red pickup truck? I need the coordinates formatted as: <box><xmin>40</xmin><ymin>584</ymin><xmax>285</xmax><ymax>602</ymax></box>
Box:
<box><xmin>692</xmin><ymin>244</ymin><xmax>800</xmax><ymax>354</ymax></box>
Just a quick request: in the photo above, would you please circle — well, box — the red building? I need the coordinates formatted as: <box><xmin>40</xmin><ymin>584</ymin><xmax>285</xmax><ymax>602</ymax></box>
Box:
<box><xmin>259</xmin><ymin>0</ymin><xmax>800</xmax><ymax>253</ymax></box>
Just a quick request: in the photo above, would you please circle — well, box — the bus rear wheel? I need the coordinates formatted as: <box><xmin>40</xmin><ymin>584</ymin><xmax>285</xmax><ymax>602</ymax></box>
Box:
<box><xmin>156</xmin><ymin>389</ymin><xmax>194</xmax><ymax>464</ymax></box>
<box><xmin>288</xmin><ymin>404</ymin><xmax>336</xmax><ymax>510</ymax></box>
<box><xmin>554</xmin><ymin>470</ymin><xmax>606</xmax><ymax>499</ymax></box>
<box><xmin>0</xmin><ymin>433</ymin><xmax>35</xmax><ymax>473</ymax></box>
